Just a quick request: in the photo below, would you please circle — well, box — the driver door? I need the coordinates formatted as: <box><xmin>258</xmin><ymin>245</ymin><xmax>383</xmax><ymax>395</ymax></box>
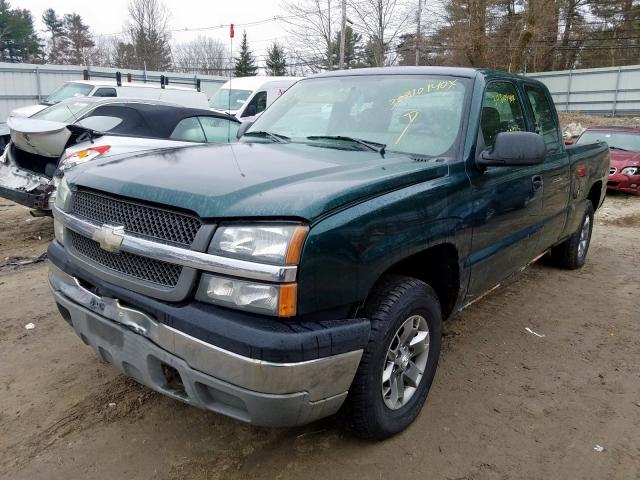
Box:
<box><xmin>466</xmin><ymin>80</ymin><xmax>544</xmax><ymax>297</ymax></box>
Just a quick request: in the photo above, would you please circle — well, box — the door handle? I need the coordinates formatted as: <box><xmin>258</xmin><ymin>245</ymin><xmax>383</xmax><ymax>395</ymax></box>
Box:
<box><xmin>531</xmin><ymin>175</ymin><xmax>543</xmax><ymax>191</ymax></box>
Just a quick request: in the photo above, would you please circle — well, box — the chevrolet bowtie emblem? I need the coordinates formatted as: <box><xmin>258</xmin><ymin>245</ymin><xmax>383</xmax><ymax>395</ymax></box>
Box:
<box><xmin>92</xmin><ymin>225</ymin><xmax>125</xmax><ymax>253</ymax></box>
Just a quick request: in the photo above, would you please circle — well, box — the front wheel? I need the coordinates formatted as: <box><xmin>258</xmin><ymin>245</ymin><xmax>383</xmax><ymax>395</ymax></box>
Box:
<box><xmin>552</xmin><ymin>201</ymin><xmax>594</xmax><ymax>270</ymax></box>
<box><xmin>341</xmin><ymin>275</ymin><xmax>442</xmax><ymax>440</ymax></box>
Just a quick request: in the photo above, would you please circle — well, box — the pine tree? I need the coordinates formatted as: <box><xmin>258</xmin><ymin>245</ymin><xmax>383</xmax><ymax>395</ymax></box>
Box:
<box><xmin>0</xmin><ymin>0</ymin><xmax>42</xmax><ymax>62</ymax></box>
<box><xmin>125</xmin><ymin>0</ymin><xmax>172</xmax><ymax>71</ymax></box>
<box><xmin>63</xmin><ymin>13</ymin><xmax>94</xmax><ymax>65</ymax></box>
<box><xmin>234</xmin><ymin>31</ymin><xmax>258</xmax><ymax>77</ymax></box>
<box><xmin>329</xmin><ymin>26</ymin><xmax>363</xmax><ymax>69</ymax></box>
<box><xmin>42</xmin><ymin>8</ymin><xmax>68</xmax><ymax>63</ymax></box>
<box><xmin>265</xmin><ymin>42</ymin><xmax>287</xmax><ymax>76</ymax></box>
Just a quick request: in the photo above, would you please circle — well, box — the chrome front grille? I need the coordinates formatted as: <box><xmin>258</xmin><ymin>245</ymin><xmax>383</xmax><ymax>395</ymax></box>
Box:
<box><xmin>70</xmin><ymin>230</ymin><xmax>182</xmax><ymax>287</ymax></box>
<box><xmin>610</xmin><ymin>167</ymin><xmax>617</xmax><ymax>175</ymax></box>
<box><xmin>72</xmin><ymin>189</ymin><xmax>202</xmax><ymax>247</ymax></box>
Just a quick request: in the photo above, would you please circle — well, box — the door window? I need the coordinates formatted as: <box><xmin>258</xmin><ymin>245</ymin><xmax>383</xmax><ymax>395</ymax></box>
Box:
<box><xmin>524</xmin><ymin>85</ymin><xmax>560</xmax><ymax>151</ymax></box>
<box><xmin>93</xmin><ymin>87</ymin><xmax>117</xmax><ymax>97</ymax></box>
<box><xmin>170</xmin><ymin>117</ymin><xmax>207</xmax><ymax>142</ymax></box>
<box><xmin>199</xmin><ymin>116</ymin><xmax>239</xmax><ymax>143</ymax></box>
<box><xmin>242</xmin><ymin>91</ymin><xmax>267</xmax><ymax>117</ymax></box>
<box><xmin>481</xmin><ymin>82</ymin><xmax>526</xmax><ymax>148</ymax></box>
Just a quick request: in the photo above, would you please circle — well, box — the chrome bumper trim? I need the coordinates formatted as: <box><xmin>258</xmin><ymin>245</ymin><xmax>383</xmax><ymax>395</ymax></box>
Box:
<box><xmin>49</xmin><ymin>262</ymin><xmax>362</xmax><ymax>401</ymax></box>
<box><xmin>52</xmin><ymin>205</ymin><xmax>297</xmax><ymax>283</ymax></box>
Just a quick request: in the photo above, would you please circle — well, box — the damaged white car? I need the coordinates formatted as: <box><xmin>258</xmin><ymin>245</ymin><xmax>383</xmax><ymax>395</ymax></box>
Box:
<box><xmin>0</xmin><ymin>97</ymin><xmax>240</xmax><ymax>214</ymax></box>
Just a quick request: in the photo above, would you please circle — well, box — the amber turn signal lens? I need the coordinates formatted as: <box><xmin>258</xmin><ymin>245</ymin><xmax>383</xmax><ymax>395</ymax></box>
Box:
<box><xmin>278</xmin><ymin>283</ymin><xmax>297</xmax><ymax>317</ymax></box>
<box><xmin>284</xmin><ymin>226</ymin><xmax>309</xmax><ymax>265</ymax></box>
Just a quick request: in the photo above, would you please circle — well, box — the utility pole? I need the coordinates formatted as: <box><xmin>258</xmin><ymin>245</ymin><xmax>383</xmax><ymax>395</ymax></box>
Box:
<box><xmin>415</xmin><ymin>0</ymin><xmax>422</xmax><ymax>66</ymax></box>
<box><xmin>339</xmin><ymin>0</ymin><xmax>347</xmax><ymax>69</ymax></box>
<box><xmin>327</xmin><ymin>0</ymin><xmax>332</xmax><ymax>69</ymax></box>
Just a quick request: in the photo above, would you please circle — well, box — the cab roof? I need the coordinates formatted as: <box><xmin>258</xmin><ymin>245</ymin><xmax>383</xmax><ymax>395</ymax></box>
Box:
<box><xmin>308</xmin><ymin>66</ymin><xmax>535</xmax><ymax>83</ymax></box>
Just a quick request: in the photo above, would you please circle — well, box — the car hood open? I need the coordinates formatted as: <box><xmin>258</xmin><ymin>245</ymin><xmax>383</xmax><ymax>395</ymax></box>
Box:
<box><xmin>68</xmin><ymin>142</ymin><xmax>449</xmax><ymax>222</ymax></box>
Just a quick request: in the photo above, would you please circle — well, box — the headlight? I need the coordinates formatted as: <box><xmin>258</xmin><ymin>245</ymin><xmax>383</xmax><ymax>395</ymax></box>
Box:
<box><xmin>621</xmin><ymin>166</ymin><xmax>639</xmax><ymax>175</ymax></box>
<box><xmin>209</xmin><ymin>224</ymin><xmax>308</xmax><ymax>265</ymax></box>
<box><xmin>55</xmin><ymin>177</ymin><xmax>71</xmax><ymax>211</ymax></box>
<box><xmin>196</xmin><ymin>274</ymin><xmax>297</xmax><ymax>317</ymax></box>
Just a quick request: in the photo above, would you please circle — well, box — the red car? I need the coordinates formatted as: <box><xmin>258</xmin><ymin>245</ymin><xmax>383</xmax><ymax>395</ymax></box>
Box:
<box><xmin>575</xmin><ymin>126</ymin><xmax>640</xmax><ymax>195</ymax></box>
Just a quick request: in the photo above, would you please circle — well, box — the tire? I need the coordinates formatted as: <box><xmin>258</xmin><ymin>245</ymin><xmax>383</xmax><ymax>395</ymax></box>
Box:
<box><xmin>552</xmin><ymin>201</ymin><xmax>594</xmax><ymax>270</ymax></box>
<box><xmin>341</xmin><ymin>275</ymin><xmax>442</xmax><ymax>440</ymax></box>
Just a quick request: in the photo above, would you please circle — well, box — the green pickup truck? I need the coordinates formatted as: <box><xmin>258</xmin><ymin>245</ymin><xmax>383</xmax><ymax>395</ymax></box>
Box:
<box><xmin>48</xmin><ymin>67</ymin><xmax>609</xmax><ymax>440</ymax></box>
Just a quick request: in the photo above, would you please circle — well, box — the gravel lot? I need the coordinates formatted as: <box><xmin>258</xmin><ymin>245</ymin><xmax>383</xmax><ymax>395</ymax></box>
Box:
<box><xmin>1</xmin><ymin>193</ymin><xmax>639</xmax><ymax>480</ymax></box>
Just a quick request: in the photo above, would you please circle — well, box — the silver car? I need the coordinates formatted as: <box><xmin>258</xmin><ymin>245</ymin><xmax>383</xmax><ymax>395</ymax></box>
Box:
<box><xmin>0</xmin><ymin>97</ymin><xmax>240</xmax><ymax>214</ymax></box>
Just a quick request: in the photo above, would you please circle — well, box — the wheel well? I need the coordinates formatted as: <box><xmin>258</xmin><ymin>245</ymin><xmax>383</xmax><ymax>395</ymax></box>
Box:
<box><xmin>384</xmin><ymin>244</ymin><xmax>460</xmax><ymax>319</ymax></box>
<box><xmin>588</xmin><ymin>181</ymin><xmax>602</xmax><ymax>211</ymax></box>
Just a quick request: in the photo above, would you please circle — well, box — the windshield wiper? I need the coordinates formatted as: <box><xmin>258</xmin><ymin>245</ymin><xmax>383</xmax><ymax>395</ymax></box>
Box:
<box><xmin>242</xmin><ymin>131</ymin><xmax>290</xmax><ymax>143</ymax></box>
<box><xmin>609</xmin><ymin>146</ymin><xmax>630</xmax><ymax>151</ymax></box>
<box><xmin>306</xmin><ymin>135</ymin><xmax>386</xmax><ymax>156</ymax></box>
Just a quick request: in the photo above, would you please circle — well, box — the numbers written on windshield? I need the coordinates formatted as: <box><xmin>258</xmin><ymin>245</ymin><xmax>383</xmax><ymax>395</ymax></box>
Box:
<box><xmin>389</xmin><ymin>79</ymin><xmax>461</xmax><ymax>110</ymax></box>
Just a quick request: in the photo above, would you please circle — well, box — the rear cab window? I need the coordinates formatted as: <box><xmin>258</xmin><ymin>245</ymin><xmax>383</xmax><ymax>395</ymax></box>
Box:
<box><xmin>523</xmin><ymin>84</ymin><xmax>561</xmax><ymax>152</ymax></box>
<box><xmin>481</xmin><ymin>81</ymin><xmax>526</xmax><ymax>148</ymax></box>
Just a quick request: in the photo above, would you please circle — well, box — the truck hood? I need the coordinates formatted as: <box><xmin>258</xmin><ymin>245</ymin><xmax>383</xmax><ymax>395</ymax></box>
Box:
<box><xmin>68</xmin><ymin>142</ymin><xmax>449</xmax><ymax>221</ymax></box>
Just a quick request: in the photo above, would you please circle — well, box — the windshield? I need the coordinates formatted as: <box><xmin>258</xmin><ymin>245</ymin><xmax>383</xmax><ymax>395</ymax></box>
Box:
<box><xmin>45</xmin><ymin>83</ymin><xmax>93</xmax><ymax>104</ymax></box>
<box><xmin>32</xmin><ymin>101</ymin><xmax>90</xmax><ymax>123</ymax></box>
<box><xmin>209</xmin><ymin>88</ymin><xmax>253</xmax><ymax>110</ymax></box>
<box><xmin>245</xmin><ymin>75</ymin><xmax>469</xmax><ymax>157</ymax></box>
<box><xmin>576</xmin><ymin>130</ymin><xmax>640</xmax><ymax>151</ymax></box>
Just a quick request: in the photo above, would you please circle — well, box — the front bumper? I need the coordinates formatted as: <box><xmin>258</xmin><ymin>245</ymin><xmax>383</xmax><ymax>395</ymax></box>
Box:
<box><xmin>608</xmin><ymin>173</ymin><xmax>640</xmax><ymax>195</ymax></box>
<box><xmin>0</xmin><ymin>158</ymin><xmax>53</xmax><ymax>209</ymax></box>
<box><xmin>48</xmin><ymin>261</ymin><xmax>366</xmax><ymax>427</ymax></box>
<box><xmin>0</xmin><ymin>183</ymin><xmax>50</xmax><ymax>209</ymax></box>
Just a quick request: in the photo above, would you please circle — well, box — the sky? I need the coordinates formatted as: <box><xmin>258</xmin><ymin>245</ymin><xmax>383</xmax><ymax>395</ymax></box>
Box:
<box><xmin>23</xmin><ymin>0</ymin><xmax>289</xmax><ymax>64</ymax></box>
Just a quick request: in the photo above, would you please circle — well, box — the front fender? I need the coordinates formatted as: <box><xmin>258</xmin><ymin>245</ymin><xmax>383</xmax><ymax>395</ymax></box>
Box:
<box><xmin>296</xmin><ymin>175</ymin><xmax>472</xmax><ymax>315</ymax></box>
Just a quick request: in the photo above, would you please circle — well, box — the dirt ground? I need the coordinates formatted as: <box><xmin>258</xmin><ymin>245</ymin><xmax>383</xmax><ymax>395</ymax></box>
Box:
<box><xmin>1</xmin><ymin>193</ymin><xmax>639</xmax><ymax>480</ymax></box>
<box><xmin>558</xmin><ymin>112</ymin><xmax>640</xmax><ymax>130</ymax></box>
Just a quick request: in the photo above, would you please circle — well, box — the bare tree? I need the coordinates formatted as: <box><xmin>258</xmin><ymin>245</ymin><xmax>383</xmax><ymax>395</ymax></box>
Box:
<box><xmin>172</xmin><ymin>36</ymin><xmax>230</xmax><ymax>74</ymax></box>
<box><xmin>123</xmin><ymin>0</ymin><xmax>172</xmax><ymax>70</ymax></box>
<box><xmin>87</xmin><ymin>35</ymin><xmax>117</xmax><ymax>67</ymax></box>
<box><xmin>347</xmin><ymin>0</ymin><xmax>409</xmax><ymax>66</ymax></box>
<box><xmin>281</xmin><ymin>0</ymin><xmax>337</xmax><ymax>71</ymax></box>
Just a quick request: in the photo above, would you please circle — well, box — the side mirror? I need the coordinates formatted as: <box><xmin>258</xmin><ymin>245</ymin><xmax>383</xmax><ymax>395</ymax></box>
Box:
<box><xmin>236</xmin><ymin>120</ymin><xmax>254</xmax><ymax>139</ymax></box>
<box><xmin>478</xmin><ymin>131</ymin><xmax>546</xmax><ymax>168</ymax></box>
